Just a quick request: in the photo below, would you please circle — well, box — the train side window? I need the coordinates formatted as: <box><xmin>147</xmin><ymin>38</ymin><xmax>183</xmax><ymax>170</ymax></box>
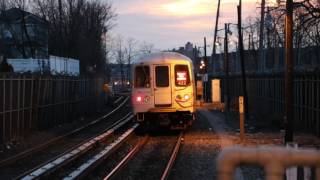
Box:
<box><xmin>155</xmin><ymin>66</ymin><xmax>169</xmax><ymax>87</ymax></box>
<box><xmin>175</xmin><ymin>65</ymin><xmax>190</xmax><ymax>86</ymax></box>
<box><xmin>135</xmin><ymin>66</ymin><xmax>150</xmax><ymax>88</ymax></box>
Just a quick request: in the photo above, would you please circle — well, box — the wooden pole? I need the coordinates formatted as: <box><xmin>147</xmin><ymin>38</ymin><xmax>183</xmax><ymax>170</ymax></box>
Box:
<box><xmin>237</xmin><ymin>1</ymin><xmax>249</xmax><ymax>120</ymax></box>
<box><xmin>204</xmin><ymin>37</ymin><xmax>207</xmax><ymax>102</ymax></box>
<box><xmin>224</xmin><ymin>24</ymin><xmax>230</xmax><ymax>112</ymax></box>
<box><xmin>212</xmin><ymin>0</ymin><xmax>221</xmax><ymax>72</ymax></box>
<box><xmin>284</xmin><ymin>0</ymin><xmax>294</xmax><ymax>143</ymax></box>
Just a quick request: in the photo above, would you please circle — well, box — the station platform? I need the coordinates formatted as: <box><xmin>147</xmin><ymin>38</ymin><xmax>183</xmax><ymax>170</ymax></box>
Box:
<box><xmin>195</xmin><ymin>101</ymin><xmax>224</xmax><ymax>110</ymax></box>
<box><xmin>196</xmin><ymin>103</ymin><xmax>320</xmax><ymax>149</ymax></box>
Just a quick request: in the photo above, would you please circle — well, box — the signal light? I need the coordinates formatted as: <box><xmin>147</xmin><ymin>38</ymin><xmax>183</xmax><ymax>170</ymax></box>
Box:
<box><xmin>199</xmin><ymin>58</ymin><xmax>207</xmax><ymax>73</ymax></box>
<box><xmin>136</xmin><ymin>95</ymin><xmax>150</xmax><ymax>103</ymax></box>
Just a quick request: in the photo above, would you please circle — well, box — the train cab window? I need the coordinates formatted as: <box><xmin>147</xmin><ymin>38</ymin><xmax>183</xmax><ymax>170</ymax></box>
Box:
<box><xmin>175</xmin><ymin>65</ymin><xmax>190</xmax><ymax>86</ymax></box>
<box><xmin>134</xmin><ymin>66</ymin><xmax>150</xmax><ymax>88</ymax></box>
<box><xmin>155</xmin><ymin>66</ymin><xmax>169</xmax><ymax>87</ymax></box>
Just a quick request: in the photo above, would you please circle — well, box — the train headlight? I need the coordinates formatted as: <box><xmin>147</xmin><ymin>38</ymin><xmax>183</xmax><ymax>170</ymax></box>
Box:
<box><xmin>176</xmin><ymin>94</ymin><xmax>190</xmax><ymax>102</ymax></box>
<box><xmin>184</xmin><ymin>94</ymin><xmax>190</xmax><ymax>100</ymax></box>
<box><xmin>176</xmin><ymin>95</ymin><xmax>182</xmax><ymax>100</ymax></box>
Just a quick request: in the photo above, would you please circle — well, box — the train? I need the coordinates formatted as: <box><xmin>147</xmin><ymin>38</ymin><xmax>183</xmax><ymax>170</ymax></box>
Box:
<box><xmin>131</xmin><ymin>52</ymin><xmax>196</xmax><ymax>129</ymax></box>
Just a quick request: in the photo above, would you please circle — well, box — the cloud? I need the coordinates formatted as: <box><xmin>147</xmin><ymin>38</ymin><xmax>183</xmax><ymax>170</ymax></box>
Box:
<box><xmin>110</xmin><ymin>0</ymin><xmax>259</xmax><ymax>49</ymax></box>
<box><xmin>152</xmin><ymin>0</ymin><xmax>214</xmax><ymax>17</ymax></box>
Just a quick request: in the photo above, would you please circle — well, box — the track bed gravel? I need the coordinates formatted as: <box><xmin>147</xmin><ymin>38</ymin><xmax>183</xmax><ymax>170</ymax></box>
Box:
<box><xmin>112</xmin><ymin>131</ymin><xmax>179</xmax><ymax>180</ymax></box>
<box><xmin>169</xmin><ymin>112</ymin><xmax>220</xmax><ymax>180</ymax></box>
<box><xmin>0</xmin><ymin>98</ymin><xmax>121</xmax><ymax>158</ymax></box>
<box><xmin>87</xmin><ymin>134</ymin><xmax>142</xmax><ymax>179</ymax></box>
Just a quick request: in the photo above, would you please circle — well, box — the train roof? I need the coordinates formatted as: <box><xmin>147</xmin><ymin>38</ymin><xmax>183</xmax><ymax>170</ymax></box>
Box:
<box><xmin>132</xmin><ymin>52</ymin><xmax>193</xmax><ymax>65</ymax></box>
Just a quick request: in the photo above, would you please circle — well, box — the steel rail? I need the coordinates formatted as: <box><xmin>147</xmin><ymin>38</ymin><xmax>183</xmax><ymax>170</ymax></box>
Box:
<box><xmin>19</xmin><ymin>112</ymin><xmax>133</xmax><ymax>180</ymax></box>
<box><xmin>113</xmin><ymin>96</ymin><xmax>124</xmax><ymax>104</ymax></box>
<box><xmin>0</xmin><ymin>96</ymin><xmax>128</xmax><ymax>168</ymax></box>
<box><xmin>63</xmin><ymin>123</ymin><xmax>140</xmax><ymax>180</ymax></box>
<box><xmin>103</xmin><ymin>135</ymin><xmax>149</xmax><ymax>180</ymax></box>
<box><xmin>161</xmin><ymin>131</ymin><xmax>184</xmax><ymax>180</ymax></box>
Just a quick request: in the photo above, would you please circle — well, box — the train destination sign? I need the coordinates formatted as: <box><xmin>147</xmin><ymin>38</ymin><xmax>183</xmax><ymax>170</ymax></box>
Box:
<box><xmin>176</xmin><ymin>71</ymin><xmax>187</xmax><ymax>85</ymax></box>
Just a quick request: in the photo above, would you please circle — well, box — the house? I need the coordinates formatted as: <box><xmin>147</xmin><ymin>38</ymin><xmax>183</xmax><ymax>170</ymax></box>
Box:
<box><xmin>0</xmin><ymin>8</ymin><xmax>48</xmax><ymax>59</ymax></box>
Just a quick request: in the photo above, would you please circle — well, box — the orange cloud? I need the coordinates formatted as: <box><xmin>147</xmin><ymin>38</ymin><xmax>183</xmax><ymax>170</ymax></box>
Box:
<box><xmin>156</xmin><ymin>0</ymin><xmax>214</xmax><ymax>17</ymax></box>
<box><xmin>117</xmin><ymin>0</ymin><xmax>258</xmax><ymax>19</ymax></box>
<box><xmin>112</xmin><ymin>0</ymin><xmax>261</xmax><ymax>49</ymax></box>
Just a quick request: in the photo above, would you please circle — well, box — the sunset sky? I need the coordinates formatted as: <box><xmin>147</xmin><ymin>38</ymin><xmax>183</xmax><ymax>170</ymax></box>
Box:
<box><xmin>110</xmin><ymin>0</ymin><xmax>275</xmax><ymax>51</ymax></box>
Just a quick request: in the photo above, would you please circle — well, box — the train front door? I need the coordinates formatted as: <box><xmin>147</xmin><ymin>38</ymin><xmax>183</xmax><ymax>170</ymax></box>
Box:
<box><xmin>153</xmin><ymin>65</ymin><xmax>172</xmax><ymax>106</ymax></box>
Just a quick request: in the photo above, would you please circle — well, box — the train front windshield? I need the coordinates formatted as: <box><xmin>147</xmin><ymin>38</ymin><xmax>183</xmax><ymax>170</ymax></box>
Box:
<box><xmin>134</xmin><ymin>66</ymin><xmax>150</xmax><ymax>88</ymax></box>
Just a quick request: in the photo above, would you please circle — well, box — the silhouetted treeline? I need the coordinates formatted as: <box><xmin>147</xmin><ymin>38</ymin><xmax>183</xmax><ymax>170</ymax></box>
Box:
<box><xmin>33</xmin><ymin>0</ymin><xmax>116</xmax><ymax>76</ymax></box>
<box><xmin>224</xmin><ymin>0</ymin><xmax>320</xmax><ymax>72</ymax></box>
<box><xmin>243</xmin><ymin>0</ymin><xmax>320</xmax><ymax>51</ymax></box>
<box><xmin>1</xmin><ymin>0</ymin><xmax>116</xmax><ymax>76</ymax></box>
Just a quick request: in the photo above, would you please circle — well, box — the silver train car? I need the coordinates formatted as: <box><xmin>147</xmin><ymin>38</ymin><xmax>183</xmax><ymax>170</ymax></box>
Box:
<box><xmin>131</xmin><ymin>52</ymin><xmax>196</xmax><ymax>129</ymax></box>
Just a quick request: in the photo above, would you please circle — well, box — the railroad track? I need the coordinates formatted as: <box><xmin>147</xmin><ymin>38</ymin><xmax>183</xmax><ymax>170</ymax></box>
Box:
<box><xmin>101</xmin><ymin>131</ymin><xmax>185</xmax><ymax>180</ymax></box>
<box><xmin>103</xmin><ymin>135</ymin><xmax>149</xmax><ymax>180</ymax></box>
<box><xmin>63</xmin><ymin>123</ymin><xmax>139</xmax><ymax>180</ymax></box>
<box><xmin>0</xmin><ymin>96</ymin><xmax>129</xmax><ymax>179</ymax></box>
<box><xmin>19</xmin><ymin>114</ymin><xmax>136</xmax><ymax>180</ymax></box>
<box><xmin>161</xmin><ymin>131</ymin><xmax>184</xmax><ymax>180</ymax></box>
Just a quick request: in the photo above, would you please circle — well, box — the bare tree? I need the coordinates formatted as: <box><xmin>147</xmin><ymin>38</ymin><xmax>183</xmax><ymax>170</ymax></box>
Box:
<box><xmin>0</xmin><ymin>0</ymin><xmax>38</xmax><ymax>58</ymax></box>
<box><xmin>0</xmin><ymin>0</ymin><xmax>7</xmax><ymax>11</ymax></box>
<box><xmin>139</xmin><ymin>41</ymin><xmax>154</xmax><ymax>55</ymax></box>
<box><xmin>259</xmin><ymin>0</ymin><xmax>266</xmax><ymax>71</ymax></box>
<box><xmin>124</xmin><ymin>38</ymin><xmax>137</xmax><ymax>83</ymax></box>
<box><xmin>113</xmin><ymin>35</ymin><xmax>125</xmax><ymax>85</ymax></box>
<box><xmin>32</xmin><ymin>0</ymin><xmax>116</xmax><ymax>76</ymax></box>
<box><xmin>244</xmin><ymin>0</ymin><xmax>320</xmax><ymax>70</ymax></box>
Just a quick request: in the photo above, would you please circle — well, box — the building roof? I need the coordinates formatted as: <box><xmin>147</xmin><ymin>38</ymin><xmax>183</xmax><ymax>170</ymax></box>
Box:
<box><xmin>0</xmin><ymin>8</ymin><xmax>47</xmax><ymax>25</ymax></box>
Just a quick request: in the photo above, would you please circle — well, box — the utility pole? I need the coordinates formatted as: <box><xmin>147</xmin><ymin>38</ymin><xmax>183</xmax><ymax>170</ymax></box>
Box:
<box><xmin>248</xmin><ymin>34</ymin><xmax>252</xmax><ymax>50</ymax></box>
<box><xmin>259</xmin><ymin>0</ymin><xmax>266</xmax><ymax>72</ymax></box>
<box><xmin>204</xmin><ymin>37</ymin><xmax>207</xmax><ymax>71</ymax></box>
<box><xmin>237</xmin><ymin>0</ymin><xmax>249</xmax><ymax>120</ymax></box>
<box><xmin>224</xmin><ymin>24</ymin><xmax>230</xmax><ymax>111</ymax></box>
<box><xmin>284</xmin><ymin>0</ymin><xmax>294</xmax><ymax>143</ymax></box>
<box><xmin>212</xmin><ymin>0</ymin><xmax>221</xmax><ymax>72</ymax></box>
<box><xmin>204</xmin><ymin>37</ymin><xmax>208</xmax><ymax>102</ymax></box>
<box><xmin>58</xmin><ymin>0</ymin><xmax>63</xmax><ymax>56</ymax></box>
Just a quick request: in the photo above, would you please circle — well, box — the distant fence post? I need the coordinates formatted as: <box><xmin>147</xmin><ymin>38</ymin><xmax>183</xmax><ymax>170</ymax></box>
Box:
<box><xmin>239</xmin><ymin>96</ymin><xmax>245</xmax><ymax>140</ymax></box>
<box><xmin>31</xmin><ymin>76</ymin><xmax>39</xmax><ymax>132</ymax></box>
<box><xmin>0</xmin><ymin>76</ymin><xmax>4</xmax><ymax>144</ymax></box>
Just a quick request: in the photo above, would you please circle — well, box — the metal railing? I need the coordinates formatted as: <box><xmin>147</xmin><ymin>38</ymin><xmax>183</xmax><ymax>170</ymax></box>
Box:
<box><xmin>0</xmin><ymin>75</ymin><xmax>104</xmax><ymax>145</ymax></box>
<box><xmin>217</xmin><ymin>146</ymin><xmax>320</xmax><ymax>180</ymax></box>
